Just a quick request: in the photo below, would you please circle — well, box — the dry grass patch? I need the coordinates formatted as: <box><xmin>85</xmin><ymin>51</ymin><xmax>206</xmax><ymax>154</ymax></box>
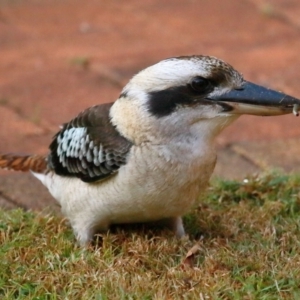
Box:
<box><xmin>1</xmin><ymin>172</ymin><xmax>300</xmax><ymax>299</ymax></box>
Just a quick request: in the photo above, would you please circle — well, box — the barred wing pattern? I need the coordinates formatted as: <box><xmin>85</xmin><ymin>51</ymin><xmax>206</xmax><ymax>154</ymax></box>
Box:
<box><xmin>48</xmin><ymin>103</ymin><xmax>133</xmax><ymax>182</ymax></box>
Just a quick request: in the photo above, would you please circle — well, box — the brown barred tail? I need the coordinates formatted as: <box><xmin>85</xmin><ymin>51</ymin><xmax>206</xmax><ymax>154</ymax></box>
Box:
<box><xmin>0</xmin><ymin>154</ymin><xmax>48</xmax><ymax>173</ymax></box>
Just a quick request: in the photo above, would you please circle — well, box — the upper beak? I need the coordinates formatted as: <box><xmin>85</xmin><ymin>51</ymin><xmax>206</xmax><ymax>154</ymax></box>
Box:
<box><xmin>210</xmin><ymin>81</ymin><xmax>300</xmax><ymax>116</ymax></box>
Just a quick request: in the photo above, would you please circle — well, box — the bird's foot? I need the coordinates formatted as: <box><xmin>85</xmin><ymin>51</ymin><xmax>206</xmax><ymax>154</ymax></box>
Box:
<box><xmin>71</xmin><ymin>219</ymin><xmax>109</xmax><ymax>247</ymax></box>
<box><xmin>162</xmin><ymin>216</ymin><xmax>186</xmax><ymax>238</ymax></box>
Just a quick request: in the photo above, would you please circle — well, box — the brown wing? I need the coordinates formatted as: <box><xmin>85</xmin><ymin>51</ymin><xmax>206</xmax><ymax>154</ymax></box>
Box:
<box><xmin>48</xmin><ymin>103</ymin><xmax>133</xmax><ymax>182</ymax></box>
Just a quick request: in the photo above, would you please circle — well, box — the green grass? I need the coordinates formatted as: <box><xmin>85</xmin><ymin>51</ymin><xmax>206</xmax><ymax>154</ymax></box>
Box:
<box><xmin>1</xmin><ymin>172</ymin><xmax>300</xmax><ymax>299</ymax></box>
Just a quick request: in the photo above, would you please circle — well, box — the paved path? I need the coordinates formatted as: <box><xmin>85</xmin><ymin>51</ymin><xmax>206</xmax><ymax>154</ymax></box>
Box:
<box><xmin>0</xmin><ymin>0</ymin><xmax>300</xmax><ymax>210</ymax></box>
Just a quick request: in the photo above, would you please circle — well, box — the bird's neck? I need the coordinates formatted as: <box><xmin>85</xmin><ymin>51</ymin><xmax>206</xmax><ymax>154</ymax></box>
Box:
<box><xmin>189</xmin><ymin>115</ymin><xmax>239</xmax><ymax>143</ymax></box>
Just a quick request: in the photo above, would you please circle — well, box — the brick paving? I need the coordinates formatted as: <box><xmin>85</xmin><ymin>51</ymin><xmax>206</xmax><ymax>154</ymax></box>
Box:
<box><xmin>0</xmin><ymin>0</ymin><xmax>300</xmax><ymax>210</ymax></box>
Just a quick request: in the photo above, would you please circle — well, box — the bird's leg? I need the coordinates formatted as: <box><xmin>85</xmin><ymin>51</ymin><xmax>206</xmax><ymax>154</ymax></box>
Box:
<box><xmin>70</xmin><ymin>218</ymin><xmax>109</xmax><ymax>247</ymax></box>
<box><xmin>162</xmin><ymin>216</ymin><xmax>186</xmax><ymax>237</ymax></box>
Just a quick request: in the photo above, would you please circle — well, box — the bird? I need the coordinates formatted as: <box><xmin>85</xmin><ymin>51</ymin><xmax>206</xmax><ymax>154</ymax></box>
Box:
<box><xmin>0</xmin><ymin>55</ymin><xmax>299</xmax><ymax>246</ymax></box>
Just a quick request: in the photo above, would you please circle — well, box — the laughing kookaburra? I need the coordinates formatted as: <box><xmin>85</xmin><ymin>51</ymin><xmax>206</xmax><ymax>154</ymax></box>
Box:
<box><xmin>1</xmin><ymin>55</ymin><xmax>300</xmax><ymax>246</ymax></box>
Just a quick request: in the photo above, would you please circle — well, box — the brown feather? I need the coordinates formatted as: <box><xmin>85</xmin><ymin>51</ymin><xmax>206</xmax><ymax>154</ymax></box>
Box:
<box><xmin>0</xmin><ymin>154</ymin><xmax>48</xmax><ymax>173</ymax></box>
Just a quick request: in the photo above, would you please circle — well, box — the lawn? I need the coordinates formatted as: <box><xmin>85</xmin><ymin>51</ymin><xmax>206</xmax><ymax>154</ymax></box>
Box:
<box><xmin>1</xmin><ymin>172</ymin><xmax>300</xmax><ymax>299</ymax></box>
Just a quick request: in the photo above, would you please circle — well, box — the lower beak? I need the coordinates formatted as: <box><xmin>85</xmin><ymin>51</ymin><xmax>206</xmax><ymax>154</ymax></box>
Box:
<box><xmin>211</xmin><ymin>81</ymin><xmax>300</xmax><ymax>116</ymax></box>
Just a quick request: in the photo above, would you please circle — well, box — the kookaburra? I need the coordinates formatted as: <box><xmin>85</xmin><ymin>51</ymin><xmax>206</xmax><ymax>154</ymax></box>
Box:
<box><xmin>1</xmin><ymin>55</ymin><xmax>299</xmax><ymax>246</ymax></box>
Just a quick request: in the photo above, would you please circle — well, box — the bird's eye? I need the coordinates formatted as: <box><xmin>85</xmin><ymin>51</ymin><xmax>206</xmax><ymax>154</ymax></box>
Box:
<box><xmin>190</xmin><ymin>77</ymin><xmax>211</xmax><ymax>93</ymax></box>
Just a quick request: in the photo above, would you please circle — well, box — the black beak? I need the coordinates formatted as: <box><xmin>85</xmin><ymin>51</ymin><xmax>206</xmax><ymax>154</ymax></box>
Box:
<box><xmin>210</xmin><ymin>81</ymin><xmax>300</xmax><ymax>116</ymax></box>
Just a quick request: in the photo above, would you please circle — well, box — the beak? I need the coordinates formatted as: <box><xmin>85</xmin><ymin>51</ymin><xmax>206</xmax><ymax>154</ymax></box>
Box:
<box><xmin>210</xmin><ymin>81</ymin><xmax>300</xmax><ymax>116</ymax></box>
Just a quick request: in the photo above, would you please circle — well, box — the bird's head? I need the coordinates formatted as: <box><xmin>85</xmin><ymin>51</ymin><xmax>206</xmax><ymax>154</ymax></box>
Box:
<box><xmin>111</xmin><ymin>55</ymin><xmax>300</xmax><ymax>143</ymax></box>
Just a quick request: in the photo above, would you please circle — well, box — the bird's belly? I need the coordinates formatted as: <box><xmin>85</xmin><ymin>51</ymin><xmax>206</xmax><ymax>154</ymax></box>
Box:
<box><xmin>43</xmin><ymin>145</ymin><xmax>216</xmax><ymax>226</ymax></box>
<box><xmin>45</xmin><ymin>173</ymin><xmax>202</xmax><ymax>224</ymax></box>
<box><xmin>108</xmin><ymin>180</ymin><xmax>202</xmax><ymax>224</ymax></box>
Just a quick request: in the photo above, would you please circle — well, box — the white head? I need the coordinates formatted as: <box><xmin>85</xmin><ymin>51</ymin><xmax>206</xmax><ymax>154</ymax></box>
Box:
<box><xmin>110</xmin><ymin>55</ymin><xmax>299</xmax><ymax>144</ymax></box>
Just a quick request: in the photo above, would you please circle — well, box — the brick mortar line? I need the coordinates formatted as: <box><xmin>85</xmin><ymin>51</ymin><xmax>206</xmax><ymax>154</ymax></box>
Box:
<box><xmin>0</xmin><ymin>103</ymin><xmax>58</xmax><ymax>134</ymax></box>
<box><xmin>90</xmin><ymin>64</ymin><xmax>125</xmax><ymax>89</ymax></box>
<box><xmin>0</xmin><ymin>190</ymin><xmax>28</xmax><ymax>210</ymax></box>
<box><xmin>246</xmin><ymin>0</ymin><xmax>300</xmax><ymax>32</ymax></box>
<box><xmin>230</xmin><ymin>144</ymin><xmax>270</xmax><ymax>171</ymax></box>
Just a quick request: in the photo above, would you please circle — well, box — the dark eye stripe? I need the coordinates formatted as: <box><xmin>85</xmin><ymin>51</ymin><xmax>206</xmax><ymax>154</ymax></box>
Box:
<box><xmin>148</xmin><ymin>84</ymin><xmax>212</xmax><ymax>117</ymax></box>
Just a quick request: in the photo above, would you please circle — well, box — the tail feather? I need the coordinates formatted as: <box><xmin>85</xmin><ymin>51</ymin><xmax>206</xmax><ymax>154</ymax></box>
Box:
<box><xmin>0</xmin><ymin>154</ymin><xmax>48</xmax><ymax>173</ymax></box>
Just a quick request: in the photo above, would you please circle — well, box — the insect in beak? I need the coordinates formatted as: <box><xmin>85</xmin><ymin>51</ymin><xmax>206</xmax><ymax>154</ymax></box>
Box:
<box><xmin>293</xmin><ymin>104</ymin><xmax>299</xmax><ymax>116</ymax></box>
